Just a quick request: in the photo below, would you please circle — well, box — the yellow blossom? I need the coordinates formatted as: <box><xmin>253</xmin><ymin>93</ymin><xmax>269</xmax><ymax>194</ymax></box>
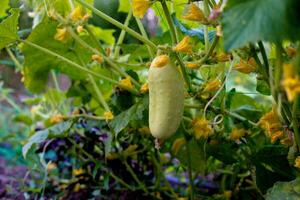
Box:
<box><xmin>50</xmin><ymin>114</ymin><xmax>65</xmax><ymax>125</ymax></box>
<box><xmin>73</xmin><ymin>183</ymin><xmax>81</xmax><ymax>192</ymax></box>
<box><xmin>104</xmin><ymin>111</ymin><xmax>114</xmax><ymax>121</ymax></box>
<box><xmin>54</xmin><ymin>27</ymin><xmax>70</xmax><ymax>42</ymax></box>
<box><xmin>270</xmin><ymin>131</ymin><xmax>284</xmax><ymax>143</ymax></box>
<box><xmin>203</xmin><ymin>79</ymin><xmax>221</xmax><ymax>93</ymax></box>
<box><xmin>47</xmin><ymin>163</ymin><xmax>57</xmax><ymax>171</ymax></box>
<box><xmin>234</xmin><ymin>57</ymin><xmax>257</xmax><ymax>74</ymax></box>
<box><xmin>140</xmin><ymin>82</ymin><xmax>149</xmax><ymax>93</ymax></box>
<box><xmin>105</xmin><ymin>47</ymin><xmax>111</xmax><ymax>57</ymax></box>
<box><xmin>119</xmin><ymin>76</ymin><xmax>135</xmax><ymax>89</ymax></box>
<box><xmin>282</xmin><ymin>63</ymin><xmax>300</xmax><ymax>102</ymax></box>
<box><xmin>192</xmin><ymin>118</ymin><xmax>212</xmax><ymax>139</ymax></box>
<box><xmin>230</xmin><ymin>128</ymin><xmax>246</xmax><ymax>141</ymax></box>
<box><xmin>76</xmin><ymin>25</ymin><xmax>84</xmax><ymax>33</ymax></box>
<box><xmin>258</xmin><ymin>110</ymin><xmax>281</xmax><ymax>137</ymax></box>
<box><xmin>294</xmin><ymin>156</ymin><xmax>300</xmax><ymax>168</ymax></box>
<box><xmin>280</xmin><ymin>138</ymin><xmax>293</xmax><ymax>146</ymax></box>
<box><xmin>70</xmin><ymin>6</ymin><xmax>84</xmax><ymax>22</ymax></box>
<box><xmin>215</xmin><ymin>52</ymin><xmax>231</xmax><ymax>62</ymax></box>
<box><xmin>182</xmin><ymin>3</ymin><xmax>208</xmax><ymax>24</ymax></box>
<box><xmin>186</xmin><ymin>62</ymin><xmax>199</xmax><ymax>69</ymax></box>
<box><xmin>172</xmin><ymin>137</ymin><xmax>186</xmax><ymax>155</ymax></box>
<box><xmin>152</xmin><ymin>55</ymin><xmax>169</xmax><ymax>68</ymax></box>
<box><xmin>132</xmin><ymin>0</ymin><xmax>151</xmax><ymax>18</ymax></box>
<box><xmin>286</xmin><ymin>47</ymin><xmax>296</xmax><ymax>57</ymax></box>
<box><xmin>92</xmin><ymin>54</ymin><xmax>103</xmax><ymax>63</ymax></box>
<box><xmin>173</xmin><ymin>36</ymin><xmax>192</xmax><ymax>54</ymax></box>
<box><xmin>73</xmin><ymin>168</ymin><xmax>84</xmax><ymax>176</ymax></box>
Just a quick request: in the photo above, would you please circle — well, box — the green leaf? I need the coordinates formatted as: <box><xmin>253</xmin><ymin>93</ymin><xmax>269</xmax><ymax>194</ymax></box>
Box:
<box><xmin>118</xmin><ymin>0</ymin><xmax>131</xmax><ymax>13</ymax></box>
<box><xmin>110</xmin><ymin>96</ymin><xmax>148</xmax><ymax>134</ymax></box>
<box><xmin>0</xmin><ymin>0</ymin><xmax>10</xmax><ymax>17</ymax></box>
<box><xmin>88</xmin><ymin>25</ymin><xmax>116</xmax><ymax>45</ymax></box>
<box><xmin>22</xmin><ymin>121</ymin><xmax>72</xmax><ymax>158</ymax></box>
<box><xmin>266</xmin><ymin>178</ymin><xmax>300</xmax><ymax>200</ymax></box>
<box><xmin>256</xmin><ymin>79</ymin><xmax>271</xmax><ymax>95</ymax></box>
<box><xmin>176</xmin><ymin>139</ymin><xmax>206</xmax><ymax>172</ymax></box>
<box><xmin>22</xmin><ymin>17</ymin><xmax>95</xmax><ymax>93</ymax></box>
<box><xmin>0</xmin><ymin>8</ymin><xmax>19</xmax><ymax>50</ymax></box>
<box><xmin>222</xmin><ymin>0</ymin><xmax>300</xmax><ymax>50</ymax></box>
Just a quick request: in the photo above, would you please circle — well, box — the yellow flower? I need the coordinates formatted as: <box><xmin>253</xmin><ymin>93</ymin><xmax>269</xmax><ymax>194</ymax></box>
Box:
<box><xmin>73</xmin><ymin>183</ymin><xmax>81</xmax><ymax>192</ymax></box>
<box><xmin>230</xmin><ymin>128</ymin><xmax>246</xmax><ymax>141</ymax></box>
<box><xmin>47</xmin><ymin>163</ymin><xmax>57</xmax><ymax>171</ymax></box>
<box><xmin>92</xmin><ymin>54</ymin><xmax>103</xmax><ymax>63</ymax></box>
<box><xmin>76</xmin><ymin>25</ymin><xmax>84</xmax><ymax>33</ymax></box>
<box><xmin>173</xmin><ymin>36</ymin><xmax>192</xmax><ymax>54</ymax></box>
<box><xmin>73</xmin><ymin>168</ymin><xmax>84</xmax><ymax>176</ymax></box>
<box><xmin>294</xmin><ymin>156</ymin><xmax>300</xmax><ymax>168</ymax></box>
<box><xmin>192</xmin><ymin>118</ymin><xmax>212</xmax><ymax>139</ymax></box>
<box><xmin>54</xmin><ymin>27</ymin><xmax>70</xmax><ymax>42</ymax></box>
<box><xmin>70</xmin><ymin>6</ymin><xmax>84</xmax><ymax>22</ymax></box>
<box><xmin>215</xmin><ymin>52</ymin><xmax>231</xmax><ymax>62</ymax></box>
<box><xmin>186</xmin><ymin>62</ymin><xmax>199</xmax><ymax>69</ymax></box>
<box><xmin>140</xmin><ymin>82</ymin><xmax>149</xmax><ymax>93</ymax></box>
<box><xmin>282</xmin><ymin>63</ymin><xmax>300</xmax><ymax>102</ymax></box>
<box><xmin>258</xmin><ymin>110</ymin><xmax>281</xmax><ymax>137</ymax></box>
<box><xmin>132</xmin><ymin>0</ymin><xmax>151</xmax><ymax>18</ymax></box>
<box><xmin>152</xmin><ymin>55</ymin><xmax>169</xmax><ymax>68</ymax></box>
<box><xmin>119</xmin><ymin>76</ymin><xmax>135</xmax><ymax>89</ymax></box>
<box><xmin>104</xmin><ymin>111</ymin><xmax>114</xmax><ymax>121</ymax></box>
<box><xmin>50</xmin><ymin>114</ymin><xmax>65</xmax><ymax>125</ymax></box>
<box><xmin>182</xmin><ymin>3</ymin><xmax>208</xmax><ymax>24</ymax></box>
<box><xmin>172</xmin><ymin>137</ymin><xmax>186</xmax><ymax>155</ymax></box>
<box><xmin>286</xmin><ymin>47</ymin><xmax>296</xmax><ymax>57</ymax></box>
<box><xmin>270</xmin><ymin>131</ymin><xmax>284</xmax><ymax>143</ymax></box>
<box><xmin>203</xmin><ymin>79</ymin><xmax>221</xmax><ymax>92</ymax></box>
<box><xmin>234</xmin><ymin>57</ymin><xmax>257</xmax><ymax>74</ymax></box>
<box><xmin>280</xmin><ymin>138</ymin><xmax>293</xmax><ymax>146</ymax></box>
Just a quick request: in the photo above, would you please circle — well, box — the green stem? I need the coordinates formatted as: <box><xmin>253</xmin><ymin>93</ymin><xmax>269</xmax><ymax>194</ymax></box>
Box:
<box><xmin>68</xmin><ymin>114</ymin><xmax>105</xmax><ymax>121</ymax></box>
<box><xmin>160</xmin><ymin>0</ymin><xmax>178</xmax><ymax>44</ymax></box>
<box><xmin>258</xmin><ymin>41</ymin><xmax>269</xmax><ymax>76</ymax></box>
<box><xmin>174</xmin><ymin>53</ymin><xmax>192</xmax><ymax>92</ymax></box>
<box><xmin>67</xmin><ymin>27</ymin><xmax>141</xmax><ymax>88</ymax></box>
<box><xmin>196</xmin><ymin>36</ymin><xmax>219</xmax><ymax>65</ymax></box>
<box><xmin>75</xmin><ymin>0</ymin><xmax>157</xmax><ymax>51</ymax></box>
<box><xmin>110</xmin><ymin>172</ymin><xmax>134</xmax><ymax>191</ymax></box>
<box><xmin>292</xmin><ymin>95</ymin><xmax>300</xmax><ymax>150</ymax></box>
<box><xmin>5</xmin><ymin>47</ymin><xmax>23</xmax><ymax>71</ymax></box>
<box><xmin>51</xmin><ymin>70</ymin><xmax>60</xmax><ymax>91</ymax></box>
<box><xmin>76</xmin><ymin>55</ymin><xmax>111</xmax><ymax>112</ymax></box>
<box><xmin>114</xmin><ymin>10</ymin><xmax>133</xmax><ymax>59</ymax></box>
<box><xmin>124</xmin><ymin>160</ymin><xmax>149</xmax><ymax>194</ymax></box>
<box><xmin>135</xmin><ymin>18</ymin><xmax>155</xmax><ymax>58</ymax></box>
<box><xmin>203</xmin><ymin>0</ymin><xmax>210</xmax><ymax>51</ymax></box>
<box><xmin>20</xmin><ymin>39</ymin><xmax>138</xmax><ymax>94</ymax></box>
<box><xmin>85</xmin><ymin>25</ymin><xmax>105</xmax><ymax>54</ymax></box>
<box><xmin>185</xmin><ymin>141</ymin><xmax>194</xmax><ymax>200</ymax></box>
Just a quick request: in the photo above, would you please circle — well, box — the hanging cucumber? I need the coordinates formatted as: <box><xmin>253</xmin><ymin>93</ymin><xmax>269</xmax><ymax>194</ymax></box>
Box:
<box><xmin>148</xmin><ymin>55</ymin><xmax>185</xmax><ymax>139</ymax></box>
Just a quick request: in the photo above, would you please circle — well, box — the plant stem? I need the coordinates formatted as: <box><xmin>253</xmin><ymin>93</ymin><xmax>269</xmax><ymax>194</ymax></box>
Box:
<box><xmin>85</xmin><ymin>25</ymin><xmax>105</xmax><ymax>54</ymax></box>
<box><xmin>174</xmin><ymin>53</ymin><xmax>192</xmax><ymax>92</ymax></box>
<box><xmin>51</xmin><ymin>70</ymin><xmax>60</xmax><ymax>91</ymax></box>
<box><xmin>20</xmin><ymin>39</ymin><xmax>138</xmax><ymax>94</ymax></box>
<box><xmin>203</xmin><ymin>0</ymin><xmax>210</xmax><ymax>52</ymax></box>
<box><xmin>258</xmin><ymin>41</ymin><xmax>269</xmax><ymax>76</ymax></box>
<box><xmin>292</xmin><ymin>95</ymin><xmax>300</xmax><ymax>150</ymax></box>
<box><xmin>67</xmin><ymin>27</ymin><xmax>141</xmax><ymax>88</ymax></box>
<box><xmin>5</xmin><ymin>47</ymin><xmax>22</xmax><ymax>71</ymax></box>
<box><xmin>75</xmin><ymin>0</ymin><xmax>157</xmax><ymax>51</ymax></box>
<box><xmin>196</xmin><ymin>36</ymin><xmax>219</xmax><ymax>65</ymax></box>
<box><xmin>185</xmin><ymin>141</ymin><xmax>194</xmax><ymax>200</ymax></box>
<box><xmin>114</xmin><ymin>10</ymin><xmax>133</xmax><ymax>59</ymax></box>
<box><xmin>135</xmin><ymin>18</ymin><xmax>155</xmax><ymax>58</ymax></box>
<box><xmin>160</xmin><ymin>0</ymin><xmax>178</xmax><ymax>44</ymax></box>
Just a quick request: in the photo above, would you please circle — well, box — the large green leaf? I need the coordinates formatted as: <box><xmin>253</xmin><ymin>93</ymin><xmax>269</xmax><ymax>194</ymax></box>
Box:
<box><xmin>22</xmin><ymin>17</ymin><xmax>94</xmax><ymax>93</ymax></box>
<box><xmin>110</xmin><ymin>95</ymin><xmax>148</xmax><ymax>134</ymax></box>
<box><xmin>0</xmin><ymin>8</ymin><xmax>19</xmax><ymax>50</ymax></box>
<box><xmin>222</xmin><ymin>0</ymin><xmax>300</xmax><ymax>50</ymax></box>
<box><xmin>118</xmin><ymin>0</ymin><xmax>130</xmax><ymax>13</ymax></box>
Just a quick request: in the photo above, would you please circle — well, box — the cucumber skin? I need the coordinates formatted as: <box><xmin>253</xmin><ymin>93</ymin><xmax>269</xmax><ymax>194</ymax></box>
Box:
<box><xmin>148</xmin><ymin>56</ymin><xmax>185</xmax><ymax>139</ymax></box>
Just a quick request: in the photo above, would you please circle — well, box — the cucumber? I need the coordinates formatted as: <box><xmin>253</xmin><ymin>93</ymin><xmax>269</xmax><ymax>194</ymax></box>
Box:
<box><xmin>148</xmin><ymin>55</ymin><xmax>185</xmax><ymax>139</ymax></box>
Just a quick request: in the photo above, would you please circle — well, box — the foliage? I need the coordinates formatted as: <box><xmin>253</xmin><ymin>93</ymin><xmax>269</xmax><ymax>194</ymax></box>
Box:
<box><xmin>0</xmin><ymin>0</ymin><xmax>300</xmax><ymax>199</ymax></box>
